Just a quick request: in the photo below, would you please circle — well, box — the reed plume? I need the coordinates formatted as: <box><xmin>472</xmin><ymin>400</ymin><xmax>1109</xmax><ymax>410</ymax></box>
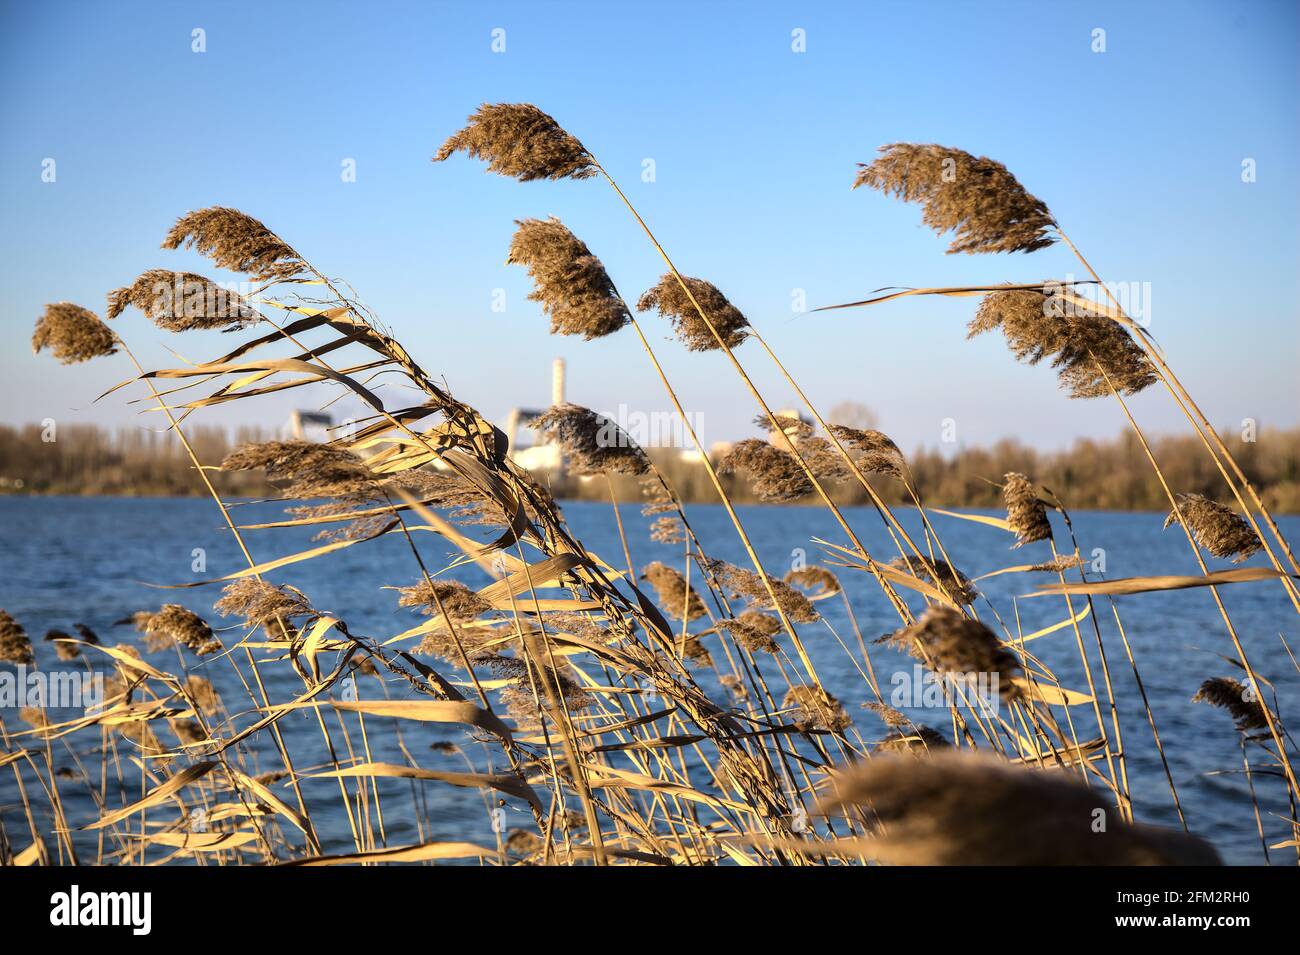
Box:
<box><xmin>1027</xmin><ymin>554</ymin><xmax>1084</xmax><ymax>573</ymax></box>
<box><xmin>215</xmin><ymin>579</ymin><xmax>316</xmax><ymax>631</ymax></box>
<box><xmin>434</xmin><ymin>103</ymin><xmax>595</xmax><ymax>181</ymax></box>
<box><xmin>862</xmin><ymin>700</ymin><xmax>912</xmax><ymax>728</ymax></box>
<box><xmin>132</xmin><ymin>605</ymin><xmax>222</xmax><ymax>656</ymax></box>
<box><xmin>826</xmin><ymin>424</ymin><xmax>907</xmax><ymax>479</ymax></box>
<box><xmin>682</xmin><ymin>634</ymin><xmax>714</xmax><ymax>667</ymax></box>
<box><xmin>43</xmin><ymin>629</ymin><xmax>80</xmax><ymax>661</ymax></box>
<box><xmin>507</xmin><ymin>217</ymin><xmax>630</xmax><ymax>339</ymax></box>
<box><xmin>718</xmin><ymin>439</ymin><xmax>813</xmax><ymax>502</ymax></box>
<box><xmin>889</xmin><ymin>557</ymin><xmax>977</xmax><ymax>606</ymax></box>
<box><xmin>636</xmin><ymin>274</ymin><xmax>750</xmax><ymax>351</ymax></box>
<box><xmin>397</xmin><ymin>579</ymin><xmax>493</xmax><ymax>621</ymax></box>
<box><xmin>758</xmin><ymin>413</ymin><xmax>814</xmax><ymax>441</ymax></box>
<box><xmin>530</xmin><ymin>404</ymin><xmax>649</xmax><ymax>476</ymax></box>
<box><xmin>184</xmin><ymin>675</ymin><xmax>221</xmax><ymax>716</ymax></box>
<box><xmin>31</xmin><ymin>303</ymin><xmax>117</xmax><ymax>364</ymax></box>
<box><xmin>854</xmin><ymin>143</ymin><xmax>1056</xmax><ymax>254</ymax></box>
<box><xmin>968</xmin><ymin>288</ymin><xmax>1156</xmax><ymax>398</ymax></box>
<box><xmin>1193</xmin><ymin>677</ymin><xmax>1269</xmax><ymax>732</ymax></box>
<box><xmin>876</xmin><ymin>726</ymin><xmax>950</xmax><ymax>755</ymax></box>
<box><xmin>106</xmin><ymin>269</ymin><xmax>260</xmax><ymax>331</ymax></box>
<box><xmin>886</xmin><ymin>605</ymin><xmax>1020</xmax><ymax>697</ymax></box>
<box><xmin>706</xmin><ymin>559</ymin><xmax>819</xmax><ymax>623</ymax></box>
<box><xmin>648</xmin><ymin>516</ymin><xmax>685</xmax><ymax>545</ymax></box>
<box><xmin>819</xmin><ymin>752</ymin><xmax>1221</xmax><ymax>865</ymax></box>
<box><xmin>1003</xmin><ymin>472</ymin><xmax>1052</xmax><ymax>546</ymax></box>
<box><xmin>1164</xmin><ymin>494</ymin><xmax>1263</xmax><ymax>563</ymax></box>
<box><xmin>716</xmin><ymin>611</ymin><xmax>782</xmax><ymax>654</ymax></box>
<box><xmin>0</xmin><ymin>609</ymin><xmax>34</xmax><ymax>664</ymax></box>
<box><xmin>785</xmin><ymin>566</ymin><xmax>841</xmax><ymax>596</ymax></box>
<box><xmin>222</xmin><ymin>440</ymin><xmax>377</xmax><ymax>500</ymax></box>
<box><xmin>642</xmin><ymin>562</ymin><xmax>706</xmax><ymax>622</ymax></box>
<box><xmin>749</xmin><ymin>418</ymin><xmax>859</xmax><ymax>485</ymax></box>
<box><xmin>162</xmin><ymin>207</ymin><xmax>306</xmax><ymax>282</ymax></box>
<box><xmin>782</xmin><ymin>685</ymin><xmax>851</xmax><ymax>732</ymax></box>
<box><xmin>498</xmin><ymin>659</ymin><xmax>596</xmax><ymax>730</ymax></box>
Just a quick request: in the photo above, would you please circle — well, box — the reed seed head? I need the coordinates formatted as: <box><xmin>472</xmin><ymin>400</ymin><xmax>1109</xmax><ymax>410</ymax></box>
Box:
<box><xmin>791</xmin><ymin>435</ymin><xmax>853</xmax><ymax>483</ymax></box>
<box><xmin>498</xmin><ymin>660</ymin><xmax>595</xmax><ymax>731</ymax></box>
<box><xmin>1164</xmin><ymin>493</ymin><xmax>1263</xmax><ymax>563</ymax></box>
<box><xmin>862</xmin><ymin>700</ymin><xmax>912</xmax><ymax>728</ymax></box>
<box><xmin>641</xmin><ymin>562</ymin><xmax>706</xmax><ymax>622</ymax></box>
<box><xmin>106</xmin><ymin>269</ymin><xmax>260</xmax><ymax>331</ymax></box>
<box><xmin>636</xmin><ymin>274</ymin><xmax>750</xmax><ymax>351</ymax></box>
<box><xmin>716</xmin><ymin>611</ymin><xmax>782</xmax><ymax>654</ymax></box>
<box><xmin>826</xmin><ymin>424</ymin><xmax>907</xmax><ymax>479</ymax></box>
<box><xmin>398</xmin><ymin>579</ymin><xmax>493</xmax><ymax>622</ymax></box>
<box><xmin>757</xmin><ymin>414</ymin><xmax>814</xmax><ymax>441</ymax></box>
<box><xmin>887</xmin><ymin>605</ymin><xmax>1021</xmax><ymax>698</ymax></box>
<box><xmin>507</xmin><ymin>217</ymin><xmax>630</xmax><ymax>339</ymax></box>
<box><xmin>0</xmin><ymin>610</ymin><xmax>34</xmax><ymax>664</ymax></box>
<box><xmin>706</xmin><ymin>559</ymin><xmax>819</xmax><ymax>623</ymax></box>
<box><xmin>414</xmin><ymin>624</ymin><xmax>497</xmax><ymax>663</ymax></box>
<box><xmin>184</xmin><ymin>675</ymin><xmax>221</xmax><ymax>716</ymax></box>
<box><xmin>44</xmin><ymin>629</ymin><xmax>80</xmax><ymax>661</ymax></box>
<box><xmin>163</xmin><ymin>207</ymin><xmax>306</xmax><ymax>281</ymax></box>
<box><xmin>133</xmin><ymin>605</ymin><xmax>222</xmax><ymax>656</ymax></box>
<box><xmin>1192</xmin><ymin>677</ymin><xmax>1268</xmax><ymax>732</ymax></box>
<box><xmin>1027</xmin><ymin>554</ymin><xmax>1084</xmax><ymax>573</ymax></box>
<box><xmin>969</xmin><ymin>288</ymin><xmax>1156</xmax><ymax>398</ymax></box>
<box><xmin>818</xmin><ymin>751</ymin><xmax>1221</xmax><ymax>865</ymax></box>
<box><xmin>854</xmin><ymin>143</ymin><xmax>1056</xmax><ymax>254</ymax></box>
<box><xmin>782</xmin><ymin>685</ymin><xmax>851</xmax><ymax>732</ymax></box>
<box><xmin>32</xmin><ymin>303</ymin><xmax>117</xmax><ymax>364</ymax></box>
<box><xmin>222</xmin><ymin>440</ymin><xmax>377</xmax><ymax>500</ymax></box>
<box><xmin>682</xmin><ymin>634</ymin><xmax>714</xmax><ymax>667</ymax></box>
<box><xmin>530</xmin><ymin>403</ymin><xmax>649</xmax><ymax>476</ymax></box>
<box><xmin>784</xmin><ymin>565</ymin><xmax>841</xmax><ymax>597</ymax></box>
<box><xmin>434</xmin><ymin>103</ymin><xmax>596</xmax><ymax>181</ymax></box>
<box><xmin>875</xmin><ymin>725</ymin><xmax>950</xmax><ymax>755</ymax></box>
<box><xmin>719</xmin><ymin>439</ymin><xmax>812</xmax><ymax>503</ymax></box>
<box><xmin>1003</xmin><ymin>472</ymin><xmax>1052</xmax><ymax>546</ymax></box>
<box><xmin>889</xmin><ymin>556</ymin><xmax>978</xmax><ymax>606</ymax></box>
<box><xmin>215</xmin><ymin>579</ymin><xmax>316</xmax><ymax>632</ymax></box>
<box><xmin>719</xmin><ymin>673</ymin><xmax>747</xmax><ymax>702</ymax></box>
<box><xmin>649</xmin><ymin>515</ymin><xmax>686</xmax><ymax>545</ymax></box>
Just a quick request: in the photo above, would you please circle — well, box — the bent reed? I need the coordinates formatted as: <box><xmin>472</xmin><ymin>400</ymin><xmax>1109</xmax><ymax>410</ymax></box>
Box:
<box><xmin>3</xmin><ymin>102</ymin><xmax>1297</xmax><ymax>868</ymax></box>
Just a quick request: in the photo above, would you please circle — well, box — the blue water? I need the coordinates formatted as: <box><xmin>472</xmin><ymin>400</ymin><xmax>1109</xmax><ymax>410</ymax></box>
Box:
<box><xmin>2</xmin><ymin>496</ymin><xmax>1297</xmax><ymax>865</ymax></box>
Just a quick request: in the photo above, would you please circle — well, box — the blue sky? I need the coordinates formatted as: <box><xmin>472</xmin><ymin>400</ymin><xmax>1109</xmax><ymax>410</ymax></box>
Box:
<box><xmin>1</xmin><ymin>0</ymin><xmax>1296</xmax><ymax>452</ymax></box>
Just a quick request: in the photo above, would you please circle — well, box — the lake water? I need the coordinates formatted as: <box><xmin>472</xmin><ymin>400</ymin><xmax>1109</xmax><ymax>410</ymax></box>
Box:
<box><xmin>2</xmin><ymin>496</ymin><xmax>1297</xmax><ymax>865</ymax></box>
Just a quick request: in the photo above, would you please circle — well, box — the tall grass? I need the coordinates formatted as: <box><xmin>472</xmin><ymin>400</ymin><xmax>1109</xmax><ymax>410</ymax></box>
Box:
<box><xmin>2</xmin><ymin>106</ymin><xmax>1296</xmax><ymax>866</ymax></box>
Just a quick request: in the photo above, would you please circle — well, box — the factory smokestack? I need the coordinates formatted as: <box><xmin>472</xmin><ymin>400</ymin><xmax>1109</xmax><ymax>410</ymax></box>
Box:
<box><xmin>552</xmin><ymin>357</ymin><xmax>566</xmax><ymax>407</ymax></box>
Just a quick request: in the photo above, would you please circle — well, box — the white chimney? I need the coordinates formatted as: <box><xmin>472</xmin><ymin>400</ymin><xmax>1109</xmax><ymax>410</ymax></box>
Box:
<box><xmin>552</xmin><ymin>357</ymin><xmax>566</xmax><ymax>407</ymax></box>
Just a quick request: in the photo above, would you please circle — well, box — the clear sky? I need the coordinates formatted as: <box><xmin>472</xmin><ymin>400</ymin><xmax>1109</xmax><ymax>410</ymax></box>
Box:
<box><xmin>1</xmin><ymin>0</ymin><xmax>1296</xmax><ymax>453</ymax></box>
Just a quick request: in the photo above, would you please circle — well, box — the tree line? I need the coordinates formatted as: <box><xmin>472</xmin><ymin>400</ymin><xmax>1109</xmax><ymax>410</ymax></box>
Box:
<box><xmin>3</xmin><ymin>422</ymin><xmax>1297</xmax><ymax>512</ymax></box>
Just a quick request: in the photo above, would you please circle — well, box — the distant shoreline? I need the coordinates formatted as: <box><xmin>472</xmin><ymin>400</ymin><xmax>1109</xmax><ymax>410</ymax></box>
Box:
<box><xmin>3</xmin><ymin>492</ymin><xmax>1293</xmax><ymax>517</ymax></box>
<box><xmin>4</xmin><ymin>421</ymin><xmax>1298</xmax><ymax>513</ymax></box>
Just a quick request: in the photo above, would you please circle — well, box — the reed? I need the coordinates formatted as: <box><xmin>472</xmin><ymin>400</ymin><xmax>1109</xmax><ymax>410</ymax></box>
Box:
<box><xmin>4</xmin><ymin>105</ymin><xmax>1294</xmax><ymax>868</ymax></box>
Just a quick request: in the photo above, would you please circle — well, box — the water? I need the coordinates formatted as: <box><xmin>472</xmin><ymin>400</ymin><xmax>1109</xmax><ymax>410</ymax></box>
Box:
<box><xmin>2</xmin><ymin>496</ymin><xmax>1297</xmax><ymax>865</ymax></box>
